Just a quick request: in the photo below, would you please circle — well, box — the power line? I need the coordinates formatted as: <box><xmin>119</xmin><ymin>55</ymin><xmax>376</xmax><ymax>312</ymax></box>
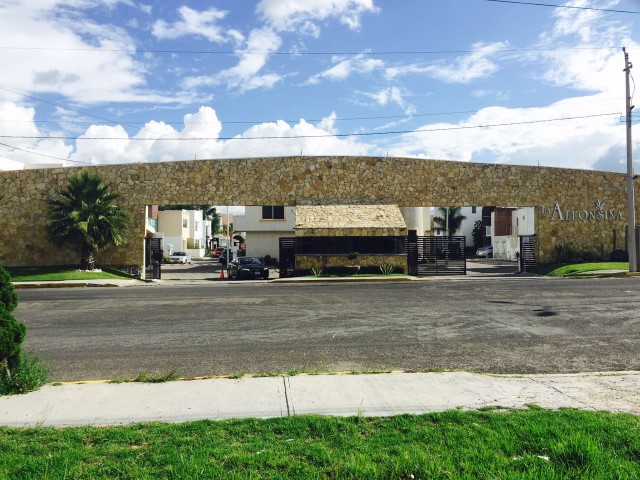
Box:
<box><xmin>0</xmin><ymin>97</ymin><xmax>624</xmax><ymax>127</ymax></box>
<box><xmin>0</xmin><ymin>45</ymin><xmax>624</xmax><ymax>56</ymax></box>
<box><xmin>0</xmin><ymin>112</ymin><xmax>620</xmax><ymax>141</ymax></box>
<box><xmin>0</xmin><ymin>141</ymin><xmax>90</xmax><ymax>164</ymax></box>
<box><xmin>484</xmin><ymin>0</ymin><xmax>640</xmax><ymax>14</ymax></box>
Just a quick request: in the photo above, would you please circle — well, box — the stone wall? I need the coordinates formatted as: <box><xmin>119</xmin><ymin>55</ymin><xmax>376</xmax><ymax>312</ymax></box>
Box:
<box><xmin>0</xmin><ymin>156</ymin><xmax>636</xmax><ymax>267</ymax></box>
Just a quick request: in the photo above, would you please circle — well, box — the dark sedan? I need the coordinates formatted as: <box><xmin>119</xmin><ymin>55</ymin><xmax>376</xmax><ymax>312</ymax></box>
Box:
<box><xmin>227</xmin><ymin>257</ymin><xmax>269</xmax><ymax>280</ymax></box>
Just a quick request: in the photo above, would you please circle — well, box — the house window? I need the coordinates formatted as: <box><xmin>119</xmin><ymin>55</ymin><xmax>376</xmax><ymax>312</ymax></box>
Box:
<box><xmin>472</xmin><ymin>206</ymin><xmax>477</xmax><ymax>214</ymax></box>
<box><xmin>195</xmin><ymin>222</ymin><xmax>198</xmax><ymax>232</ymax></box>
<box><xmin>262</xmin><ymin>206</ymin><xmax>285</xmax><ymax>220</ymax></box>
<box><xmin>182</xmin><ymin>219</ymin><xmax>188</xmax><ymax>228</ymax></box>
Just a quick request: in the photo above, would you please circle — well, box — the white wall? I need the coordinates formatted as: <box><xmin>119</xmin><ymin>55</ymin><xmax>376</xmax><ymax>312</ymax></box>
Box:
<box><xmin>512</xmin><ymin>207</ymin><xmax>535</xmax><ymax>236</ymax></box>
<box><xmin>234</xmin><ymin>206</ymin><xmax>296</xmax><ymax>232</ymax></box>
<box><xmin>235</xmin><ymin>206</ymin><xmax>296</xmax><ymax>260</ymax></box>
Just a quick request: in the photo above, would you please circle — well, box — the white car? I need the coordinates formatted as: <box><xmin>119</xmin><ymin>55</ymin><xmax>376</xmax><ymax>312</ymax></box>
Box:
<box><xmin>169</xmin><ymin>251</ymin><xmax>191</xmax><ymax>264</ymax></box>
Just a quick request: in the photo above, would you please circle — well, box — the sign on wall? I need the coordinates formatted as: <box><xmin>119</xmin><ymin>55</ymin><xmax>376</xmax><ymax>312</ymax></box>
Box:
<box><xmin>540</xmin><ymin>200</ymin><xmax>624</xmax><ymax>222</ymax></box>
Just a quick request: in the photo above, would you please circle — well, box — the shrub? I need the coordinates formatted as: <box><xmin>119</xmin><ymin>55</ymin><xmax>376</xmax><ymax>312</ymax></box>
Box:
<box><xmin>0</xmin><ymin>267</ymin><xmax>18</xmax><ymax>313</ymax></box>
<box><xmin>0</xmin><ymin>349</ymin><xmax>50</xmax><ymax>395</ymax></box>
<box><xmin>310</xmin><ymin>267</ymin><xmax>323</xmax><ymax>276</ymax></box>
<box><xmin>554</xmin><ymin>243</ymin><xmax>572</xmax><ymax>263</ymax></box>
<box><xmin>379</xmin><ymin>263</ymin><xmax>395</xmax><ymax>275</ymax></box>
<box><xmin>347</xmin><ymin>251</ymin><xmax>360</xmax><ymax>261</ymax></box>
<box><xmin>610</xmin><ymin>249</ymin><xmax>629</xmax><ymax>262</ymax></box>
<box><xmin>0</xmin><ymin>306</ymin><xmax>26</xmax><ymax>372</ymax></box>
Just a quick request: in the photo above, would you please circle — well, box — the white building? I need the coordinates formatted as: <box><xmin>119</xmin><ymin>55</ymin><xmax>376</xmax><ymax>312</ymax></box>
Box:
<box><xmin>431</xmin><ymin>206</ymin><xmax>483</xmax><ymax>246</ymax></box>
<box><xmin>155</xmin><ymin>209</ymin><xmax>209</xmax><ymax>258</ymax></box>
<box><xmin>233</xmin><ymin>206</ymin><xmax>296</xmax><ymax>259</ymax></box>
<box><xmin>491</xmin><ymin>207</ymin><xmax>535</xmax><ymax>260</ymax></box>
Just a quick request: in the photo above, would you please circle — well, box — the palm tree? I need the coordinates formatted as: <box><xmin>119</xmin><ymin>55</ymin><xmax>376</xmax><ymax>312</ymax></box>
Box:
<box><xmin>47</xmin><ymin>172</ymin><xmax>130</xmax><ymax>270</ymax></box>
<box><xmin>433</xmin><ymin>207</ymin><xmax>466</xmax><ymax>237</ymax></box>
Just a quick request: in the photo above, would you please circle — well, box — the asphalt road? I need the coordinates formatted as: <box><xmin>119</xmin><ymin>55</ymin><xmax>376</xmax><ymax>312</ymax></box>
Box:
<box><xmin>14</xmin><ymin>276</ymin><xmax>640</xmax><ymax>381</ymax></box>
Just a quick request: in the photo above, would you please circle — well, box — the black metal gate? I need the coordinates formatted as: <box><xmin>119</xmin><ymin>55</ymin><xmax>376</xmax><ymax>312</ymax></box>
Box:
<box><xmin>407</xmin><ymin>235</ymin><xmax>466</xmax><ymax>276</ymax></box>
<box><xmin>145</xmin><ymin>237</ymin><xmax>162</xmax><ymax>280</ymax></box>
<box><xmin>278</xmin><ymin>237</ymin><xmax>296</xmax><ymax>278</ymax></box>
<box><xmin>519</xmin><ymin>235</ymin><xmax>536</xmax><ymax>273</ymax></box>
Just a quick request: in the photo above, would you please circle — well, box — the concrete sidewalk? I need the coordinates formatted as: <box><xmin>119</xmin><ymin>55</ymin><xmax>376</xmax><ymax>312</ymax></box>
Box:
<box><xmin>0</xmin><ymin>371</ymin><xmax>638</xmax><ymax>428</ymax></box>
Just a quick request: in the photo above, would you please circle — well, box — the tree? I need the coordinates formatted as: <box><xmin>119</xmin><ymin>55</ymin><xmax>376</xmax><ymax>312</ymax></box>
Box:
<box><xmin>472</xmin><ymin>220</ymin><xmax>483</xmax><ymax>249</ymax></box>
<box><xmin>433</xmin><ymin>207</ymin><xmax>466</xmax><ymax>237</ymax></box>
<box><xmin>0</xmin><ymin>267</ymin><xmax>25</xmax><ymax>378</ymax></box>
<box><xmin>47</xmin><ymin>171</ymin><xmax>130</xmax><ymax>270</ymax></box>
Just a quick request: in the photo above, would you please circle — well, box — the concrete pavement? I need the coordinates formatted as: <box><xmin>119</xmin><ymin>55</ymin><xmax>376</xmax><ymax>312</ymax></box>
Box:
<box><xmin>1</xmin><ymin>371</ymin><xmax>638</xmax><ymax>428</ymax></box>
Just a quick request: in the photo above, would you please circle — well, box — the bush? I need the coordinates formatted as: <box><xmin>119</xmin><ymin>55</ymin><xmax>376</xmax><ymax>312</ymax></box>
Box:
<box><xmin>0</xmin><ymin>306</ymin><xmax>26</xmax><ymax>371</ymax></box>
<box><xmin>610</xmin><ymin>249</ymin><xmax>629</xmax><ymax>262</ymax></box>
<box><xmin>554</xmin><ymin>244</ymin><xmax>572</xmax><ymax>263</ymax></box>
<box><xmin>0</xmin><ymin>267</ymin><xmax>18</xmax><ymax>313</ymax></box>
<box><xmin>0</xmin><ymin>349</ymin><xmax>50</xmax><ymax>395</ymax></box>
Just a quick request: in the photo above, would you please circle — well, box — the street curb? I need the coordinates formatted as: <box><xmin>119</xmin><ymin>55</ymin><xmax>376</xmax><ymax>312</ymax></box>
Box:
<box><xmin>14</xmin><ymin>282</ymin><xmax>122</xmax><ymax>289</ymax></box>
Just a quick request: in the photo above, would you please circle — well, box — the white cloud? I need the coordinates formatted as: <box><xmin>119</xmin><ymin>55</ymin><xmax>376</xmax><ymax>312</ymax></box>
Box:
<box><xmin>364</xmin><ymin>86</ymin><xmax>415</xmax><ymax>115</ymax></box>
<box><xmin>257</xmin><ymin>0</ymin><xmax>378</xmax><ymax>34</ymax></box>
<box><xmin>307</xmin><ymin>54</ymin><xmax>384</xmax><ymax>84</ymax></box>
<box><xmin>385</xmin><ymin>42</ymin><xmax>507</xmax><ymax>84</ymax></box>
<box><xmin>0</xmin><ymin>1</ymin><xmax>188</xmax><ymax>104</ymax></box>
<box><xmin>152</xmin><ymin>6</ymin><xmax>238</xmax><ymax>44</ymax></box>
<box><xmin>183</xmin><ymin>28</ymin><xmax>282</xmax><ymax>92</ymax></box>
<box><xmin>386</xmin><ymin>93</ymin><xmax>637</xmax><ymax>172</ymax></box>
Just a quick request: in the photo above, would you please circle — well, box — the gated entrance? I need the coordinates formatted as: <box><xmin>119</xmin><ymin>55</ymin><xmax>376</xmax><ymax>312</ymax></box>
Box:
<box><xmin>407</xmin><ymin>234</ymin><xmax>466</xmax><ymax>276</ymax></box>
<box><xmin>519</xmin><ymin>235</ymin><xmax>537</xmax><ymax>272</ymax></box>
<box><xmin>278</xmin><ymin>237</ymin><xmax>297</xmax><ymax>278</ymax></box>
<box><xmin>144</xmin><ymin>237</ymin><xmax>162</xmax><ymax>280</ymax></box>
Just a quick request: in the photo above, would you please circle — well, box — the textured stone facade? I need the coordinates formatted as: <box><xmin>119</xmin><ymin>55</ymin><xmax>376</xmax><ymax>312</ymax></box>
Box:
<box><xmin>0</xmin><ymin>156</ymin><xmax>636</xmax><ymax>268</ymax></box>
<box><xmin>295</xmin><ymin>204</ymin><xmax>407</xmax><ymax>237</ymax></box>
<box><xmin>296</xmin><ymin>254</ymin><xmax>407</xmax><ymax>273</ymax></box>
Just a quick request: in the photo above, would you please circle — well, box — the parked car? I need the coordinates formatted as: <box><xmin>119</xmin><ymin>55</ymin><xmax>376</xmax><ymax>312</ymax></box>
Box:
<box><xmin>169</xmin><ymin>251</ymin><xmax>192</xmax><ymax>264</ymax></box>
<box><xmin>476</xmin><ymin>245</ymin><xmax>493</xmax><ymax>257</ymax></box>
<box><xmin>227</xmin><ymin>257</ymin><xmax>270</xmax><ymax>280</ymax></box>
<box><xmin>212</xmin><ymin>247</ymin><xmax>224</xmax><ymax>258</ymax></box>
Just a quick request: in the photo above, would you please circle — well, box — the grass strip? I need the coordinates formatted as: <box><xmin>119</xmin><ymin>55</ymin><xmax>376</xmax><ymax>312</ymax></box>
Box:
<box><xmin>539</xmin><ymin>262</ymin><xmax>628</xmax><ymax>277</ymax></box>
<box><xmin>0</xmin><ymin>409</ymin><xmax>638</xmax><ymax>479</ymax></box>
<box><xmin>5</xmin><ymin>266</ymin><xmax>135</xmax><ymax>282</ymax></box>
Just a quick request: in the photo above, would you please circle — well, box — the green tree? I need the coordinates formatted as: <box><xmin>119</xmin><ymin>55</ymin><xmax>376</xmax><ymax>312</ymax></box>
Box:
<box><xmin>0</xmin><ymin>267</ymin><xmax>25</xmax><ymax>378</ymax></box>
<box><xmin>433</xmin><ymin>207</ymin><xmax>466</xmax><ymax>237</ymax></box>
<box><xmin>47</xmin><ymin>171</ymin><xmax>130</xmax><ymax>270</ymax></box>
<box><xmin>472</xmin><ymin>220</ymin><xmax>483</xmax><ymax>249</ymax></box>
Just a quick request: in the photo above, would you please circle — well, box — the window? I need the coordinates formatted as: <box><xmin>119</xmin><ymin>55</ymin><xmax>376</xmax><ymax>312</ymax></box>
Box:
<box><xmin>195</xmin><ymin>222</ymin><xmax>198</xmax><ymax>232</ymax></box>
<box><xmin>262</xmin><ymin>206</ymin><xmax>285</xmax><ymax>220</ymax></box>
<box><xmin>472</xmin><ymin>206</ymin><xmax>477</xmax><ymax>214</ymax></box>
<box><xmin>182</xmin><ymin>219</ymin><xmax>188</xmax><ymax>228</ymax></box>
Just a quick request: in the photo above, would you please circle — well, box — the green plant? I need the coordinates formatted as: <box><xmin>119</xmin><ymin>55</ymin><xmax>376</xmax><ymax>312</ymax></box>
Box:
<box><xmin>0</xmin><ymin>267</ymin><xmax>18</xmax><ymax>313</ymax></box>
<box><xmin>287</xmin><ymin>369</ymin><xmax>300</xmax><ymax>376</ymax></box>
<box><xmin>347</xmin><ymin>251</ymin><xmax>360</xmax><ymax>261</ymax></box>
<box><xmin>379</xmin><ymin>263</ymin><xmax>395</xmax><ymax>275</ymax></box>
<box><xmin>0</xmin><ymin>349</ymin><xmax>50</xmax><ymax>395</ymax></box>
<box><xmin>310</xmin><ymin>267</ymin><xmax>323</xmax><ymax>276</ymax></box>
<box><xmin>554</xmin><ymin>243</ymin><xmax>572</xmax><ymax>263</ymax></box>
<box><xmin>228</xmin><ymin>371</ymin><xmax>245</xmax><ymax>379</ymax></box>
<box><xmin>47</xmin><ymin>171</ymin><xmax>130</xmax><ymax>270</ymax></box>
<box><xmin>433</xmin><ymin>207</ymin><xmax>467</xmax><ymax>236</ymax></box>
<box><xmin>610</xmin><ymin>249</ymin><xmax>629</xmax><ymax>262</ymax></box>
<box><xmin>471</xmin><ymin>220</ymin><xmax>483</xmax><ymax>249</ymax></box>
<box><xmin>0</xmin><ymin>306</ymin><xmax>26</xmax><ymax>376</ymax></box>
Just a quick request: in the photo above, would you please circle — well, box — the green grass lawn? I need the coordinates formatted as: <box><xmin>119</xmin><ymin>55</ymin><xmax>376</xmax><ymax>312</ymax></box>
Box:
<box><xmin>537</xmin><ymin>262</ymin><xmax>628</xmax><ymax>277</ymax></box>
<box><xmin>5</xmin><ymin>266</ymin><xmax>135</xmax><ymax>282</ymax></box>
<box><xmin>0</xmin><ymin>409</ymin><xmax>638</xmax><ymax>479</ymax></box>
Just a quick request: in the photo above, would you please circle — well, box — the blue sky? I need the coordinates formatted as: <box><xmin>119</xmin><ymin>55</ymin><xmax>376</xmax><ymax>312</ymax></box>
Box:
<box><xmin>0</xmin><ymin>0</ymin><xmax>639</xmax><ymax>173</ymax></box>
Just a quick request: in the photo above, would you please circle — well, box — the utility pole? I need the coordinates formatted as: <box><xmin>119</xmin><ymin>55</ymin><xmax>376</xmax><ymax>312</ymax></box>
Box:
<box><xmin>623</xmin><ymin>47</ymin><xmax>637</xmax><ymax>272</ymax></box>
